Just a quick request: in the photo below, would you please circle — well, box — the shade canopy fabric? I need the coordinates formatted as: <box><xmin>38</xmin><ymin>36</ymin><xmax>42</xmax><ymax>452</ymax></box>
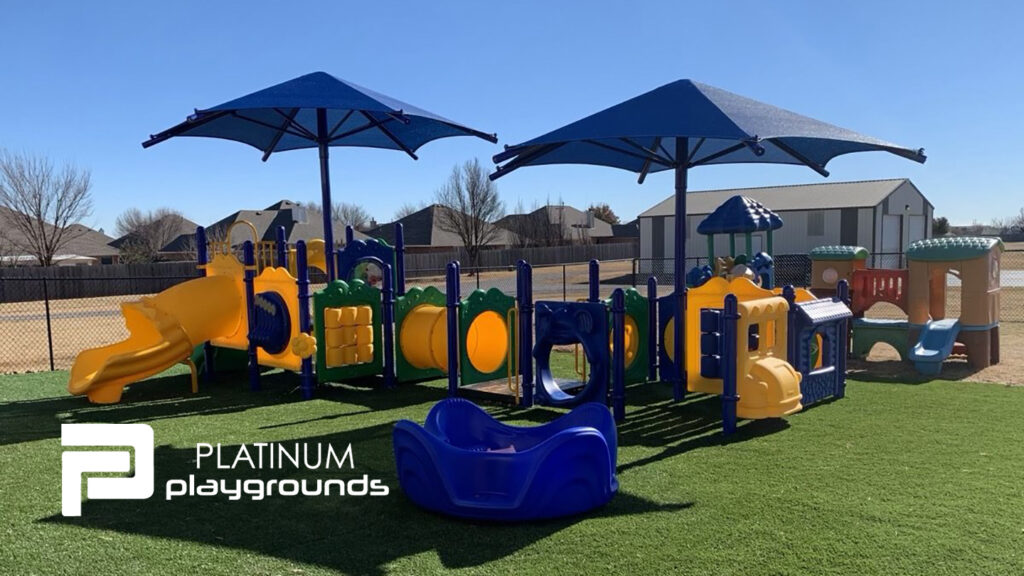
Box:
<box><xmin>144</xmin><ymin>72</ymin><xmax>496</xmax><ymax>160</ymax></box>
<box><xmin>492</xmin><ymin>79</ymin><xmax>924</xmax><ymax>180</ymax></box>
<box><xmin>142</xmin><ymin>72</ymin><xmax>497</xmax><ymax>281</ymax></box>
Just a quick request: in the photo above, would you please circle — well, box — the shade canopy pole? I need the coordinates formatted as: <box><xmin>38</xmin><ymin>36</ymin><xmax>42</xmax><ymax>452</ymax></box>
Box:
<box><xmin>316</xmin><ymin>108</ymin><xmax>336</xmax><ymax>281</ymax></box>
<box><xmin>673</xmin><ymin>137</ymin><xmax>688</xmax><ymax>402</ymax></box>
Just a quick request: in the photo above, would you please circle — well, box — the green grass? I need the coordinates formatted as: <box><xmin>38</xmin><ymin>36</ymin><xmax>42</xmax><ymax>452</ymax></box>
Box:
<box><xmin>1</xmin><ymin>356</ymin><xmax>1023</xmax><ymax>576</ymax></box>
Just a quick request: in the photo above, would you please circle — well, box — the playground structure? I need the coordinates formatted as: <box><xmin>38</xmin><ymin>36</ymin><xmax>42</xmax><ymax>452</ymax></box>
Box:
<box><xmin>809</xmin><ymin>237</ymin><xmax>1003</xmax><ymax>375</ymax></box>
<box><xmin>68</xmin><ymin>194</ymin><xmax>855</xmax><ymax>436</ymax></box>
<box><xmin>69</xmin><ymin>222</ymin><xmax>318</xmax><ymax>404</ymax></box>
<box><xmin>688</xmin><ymin>195</ymin><xmax>781</xmax><ymax>289</ymax></box>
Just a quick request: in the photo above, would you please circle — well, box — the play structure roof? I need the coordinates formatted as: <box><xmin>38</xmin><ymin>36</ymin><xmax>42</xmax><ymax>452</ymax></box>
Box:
<box><xmin>809</xmin><ymin>245</ymin><xmax>870</xmax><ymax>261</ymax></box>
<box><xmin>796</xmin><ymin>298</ymin><xmax>853</xmax><ymax>325</ymax></box>
<box><xmin>696</xmin><ymin>195</ymin><xmax>783</xmax><ymax>235</ymax></box>
<box><xmin>906</xmin><ymin>236</ymin><xmax>1004</xmax><ymax>261</ymax></box>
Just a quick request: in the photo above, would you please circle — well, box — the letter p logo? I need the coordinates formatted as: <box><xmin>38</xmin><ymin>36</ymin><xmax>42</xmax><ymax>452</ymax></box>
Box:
<box><xmin>61</xmin><ymin>424</ymin><xmax>154</xmax><ymax>517</ymax></box>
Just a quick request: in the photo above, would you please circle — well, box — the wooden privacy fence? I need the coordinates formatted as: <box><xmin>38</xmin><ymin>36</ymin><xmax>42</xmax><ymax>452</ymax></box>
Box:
<box><xmin>0</xmin><ymin>243</ymin><xmax>638</xmax><ymax>302</ymax></box>
<box><xmin>0</xmin><ymin>262</ymin><xmax>201</xmax><ymax>302</ymax></box>
<box><xmin>403</xmin><ymin>243</ymin><xmax>639</xmax><ymax>275</ymax></box>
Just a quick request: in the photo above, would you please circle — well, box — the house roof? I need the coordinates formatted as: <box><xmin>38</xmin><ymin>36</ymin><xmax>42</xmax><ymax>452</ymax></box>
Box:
<box><xmin>612</xmin><ymin>219</ymin><xmax>640</xmax><ymax>238</ymax></box>
<box><xmin>202</xmin><ymin>200</ymin><xmax>366</xmax><ymax>249</ymax></box>
<box><xmin>494</xmin><ymin>204</ymin><xmax>614</xmax><ymax>238</ymax></box>
<box><xmin>0</xmin><ymin>207</ymin><xmax>118</xmax><ymax>258</ymax></box>
<box><xmin>368</xmin><ymin>204</ymin><xmax>518</xmax><ymax>247</ymax></box>
<box><xmin>60</xmin><ymin>224</ymin><xmax>120</xmax><ymax>257</ymax></box>
<box><xmin>109</xmin><ymin>214</ymin><xmax>201</xmax><ymax>252</ymax></box>
<box><xmin>639</xmin><ymin>178</ymin><xmax>922</xmax><ymax>218</ymax></box>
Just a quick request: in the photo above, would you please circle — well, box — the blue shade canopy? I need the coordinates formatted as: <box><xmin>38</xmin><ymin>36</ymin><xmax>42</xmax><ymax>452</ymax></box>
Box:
<box><xmin>143</xmin><ymin>72</ymin><xmax>497</xmax><ymax>160</ymax></box>
<box><xmin>142</xmin><ymin>72</ymin><xmax>497</xmax><ymax>282</ymax></box>
<box><xmin>488</xmin><ymin>79</ymin><xmax>926</xmax><ymax>406</ymax></box>
<box><xmin>492</xmin><ymin>79</ymin><xmax>925</xmax><ymax>180</ymax></box>
<box><xmin>697</xmin><ymin>195</ymin><xmax>783</xmax><ymax>235</ymax></box>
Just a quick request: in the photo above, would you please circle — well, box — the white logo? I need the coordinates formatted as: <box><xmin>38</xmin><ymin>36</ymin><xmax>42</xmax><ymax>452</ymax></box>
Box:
<box><xmin>61</xmin><ymin>424</ymin><xmax>154</xmax><ymax>517</ymax></box>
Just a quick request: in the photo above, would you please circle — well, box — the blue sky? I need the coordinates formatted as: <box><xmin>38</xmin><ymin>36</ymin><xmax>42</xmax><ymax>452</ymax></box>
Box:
<box><xmin>2</xmin><ymin>1</ymin><xmax>1020</xmax><ymax>234</ymax></box>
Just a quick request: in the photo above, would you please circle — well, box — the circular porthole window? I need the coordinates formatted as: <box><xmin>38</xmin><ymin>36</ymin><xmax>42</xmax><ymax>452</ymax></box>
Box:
<box><xmin>822</xmin><ymin>267</ymin><xmax>839</xmax><ymax>285</ymax></box>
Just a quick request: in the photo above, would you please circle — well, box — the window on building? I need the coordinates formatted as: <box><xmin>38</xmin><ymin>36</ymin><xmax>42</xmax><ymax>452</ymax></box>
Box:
<box><xmin>807</xmin><ymin>211</ymin><xmax>825</xmax><ymax>236</ymax></box>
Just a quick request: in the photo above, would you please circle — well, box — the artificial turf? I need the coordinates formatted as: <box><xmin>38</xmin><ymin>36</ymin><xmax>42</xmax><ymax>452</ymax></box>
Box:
<box><xmin>1</xmin><ymin>355</ymin><xmax>1022</xmax><ymax>576</ymax></box>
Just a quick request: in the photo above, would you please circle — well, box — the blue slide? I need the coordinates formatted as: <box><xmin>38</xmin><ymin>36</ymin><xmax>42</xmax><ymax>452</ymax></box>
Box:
<box><xmin>909</xmin><ymin>319</ymin><xmax>961</xmax><ymax>375</ymax></box>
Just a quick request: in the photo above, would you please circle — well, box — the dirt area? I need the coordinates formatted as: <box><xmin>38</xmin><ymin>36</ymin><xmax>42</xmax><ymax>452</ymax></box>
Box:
<box><xmin>0</xmin><ymin>294</ymin><xmax>136</xmax><ymax>373</ymax></box>
<box><xmin>849</xmin><ymin>322</ymin><xmax>1023</xmax><ymax>386</ymax></box>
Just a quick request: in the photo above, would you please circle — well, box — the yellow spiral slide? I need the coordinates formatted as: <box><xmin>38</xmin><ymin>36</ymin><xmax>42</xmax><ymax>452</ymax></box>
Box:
<box><xmin>68</xmin><ymin>275</ymin><xmax>244</xmax><ymax>404</ymax></box>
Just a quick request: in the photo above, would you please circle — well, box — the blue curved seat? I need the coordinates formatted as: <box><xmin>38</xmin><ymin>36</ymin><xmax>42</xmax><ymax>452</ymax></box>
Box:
<box><xmin>393</xmin><ymin>398</ymin><xmax>618</xmax><ymax>521</ymax></box>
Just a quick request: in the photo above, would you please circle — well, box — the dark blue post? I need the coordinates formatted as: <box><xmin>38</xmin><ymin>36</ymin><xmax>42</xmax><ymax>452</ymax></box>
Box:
<box><xmin>721</xmin><ymin>294</ymin><xmax>739</xmax><ymax>435</ymax></box>
<box><xmin>243</xmin><ymin>241</ymin><xmax>260</xmax><ymax>391</ymax></box>
<box><xmin>837</xmin><ymin>279</ymin><xmax>850</xmax><ymax>398</ymax></box>
<box><xmin>517</xmin><ymin>260</ymin><xmax>534</xmax><ymax>407</ymax></box>
<box><xmin>345</xmin><ymin>225</ymin><xmax>354</xmax><ymax>245</ymax></box>
<box><xmin>196</xmin><ymin>226</ymin><xmax>216</xmax><ymax>380</ymax></box>
<box><xmin>673</xmin><ymin>138</ymin><xmax>689</xmax><ymax>403</ymax></box>
<box><xmin>316</xmin><ymin>108</ymin><xmax>336</xmax><ymax>282</ymax></box>
<box><xmin>382</xmin><ymin>262</ymin><xmax>397</xmax><ymax>389</ymax></box>
<box><xmin>588</xmin><ymin>259</ymin><xmax>600</xmax><ymax>303</ymax></box>
<box><xmin>611</xmin><ymin>289</ymin><xmax>626</xmax><ymax>422</ymax></box>
<box><xmin>395</xmin><ymin>223</ymin><xmax>406</xmax><ymax>296</ymax></box>
<box><xmin>782</xmin><ymin>285</ymin><xmax>797</xmax><ymax>366</ymax></box>
<box><xmin>647</xmin><ymin>276</ymin><xmax>658</xmax><ymax>382</ymax></box>
<box><xmin>445</xmin><ymin>261</ymin><xmax>461</xmax><ymax>397</ymax></box>
<box><xmin>275</xmin><ymin>225</ymin><xmax>287</xmax><ymax>269</ymax></box>
<box><xmin>296</xmin><ymin>241</ymin><xmax>315</xmax><ymax>399</ymax></box>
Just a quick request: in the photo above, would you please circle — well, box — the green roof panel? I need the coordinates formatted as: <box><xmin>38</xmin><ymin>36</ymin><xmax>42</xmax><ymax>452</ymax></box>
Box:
<box><xmin>808</xmin><ymin>245</ymin><xmax>869</xmax><ymax>261</ymax></box>
<box><xmin>905</xmin><ymin>236</ymin><xmax>1003</xmax><ymax>261</ymax></box>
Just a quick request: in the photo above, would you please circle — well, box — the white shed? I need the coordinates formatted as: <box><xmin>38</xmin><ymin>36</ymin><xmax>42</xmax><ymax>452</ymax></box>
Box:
<box><xmin>637</xmin><ymin>178</ymin><xmax>932</xmax><ymax>271</ymax></box>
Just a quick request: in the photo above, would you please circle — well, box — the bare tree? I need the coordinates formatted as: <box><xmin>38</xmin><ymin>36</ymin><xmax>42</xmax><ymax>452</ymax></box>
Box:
<box><xmin>0</xmin><ymin>233</ymin><xmax>18</xmax><ymax>266</ymax></box>
<box><xmin>306</xmin><ymin>200</ymin><xmax>372</xmax><ymax>230</ymax></box>
<box><xmin>434</xmin><ymin>159</ymin><xmax>505</xmax><ymax>271</ymax></box>
<box><xmin>0</xmin><ymin>151</ymin><xmax>93</xmax><ymax>266</ymax></box>
<box><xmin>588</xmin><ymin>202</ymin><xmax>620</xmax><ymax>225</ymax></box>
<box><xmin>502</xmin><ymin>198</ymin><xmax>569</xmax><ymax>248</ymax></box>
<box><xmin>504</xmin><ymin>199</ymin><xmax>536</xmax><ymax>248</ymax></box>
<box><xmin>114</xmin><ymin>207</ymin><xmax>188</xmax><ymax>263</ymax></box>
<box><xmin>1008</xmin><ymin>208</ymin><xmax>1024</xmax><ymax>235</ymax></box>
<box><xmin>394</xmin><ymin>201</ymin><xmax>426</xmax><ymax>220</ymax></box>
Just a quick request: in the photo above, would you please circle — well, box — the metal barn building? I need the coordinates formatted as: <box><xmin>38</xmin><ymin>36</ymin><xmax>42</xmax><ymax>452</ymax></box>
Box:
<box><xmin>637</xmin><ymin>178</ymin><xmax>932</xmax><ymax>271</ymax></box>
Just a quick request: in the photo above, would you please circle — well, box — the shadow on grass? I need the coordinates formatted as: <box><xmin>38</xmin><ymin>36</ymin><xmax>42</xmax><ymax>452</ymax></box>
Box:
<box><xmin>0</xmin><ymin>369</ymin><xmax>450</xmax><ymax>447</ymax></box>
<box><xmin>847</xmin><ymin>356</ymin><xmax>981</xmax><ymax>385</ymax></box>
<box><xmin>461</xmin><ymin>381</ymin><xmax>789</xmax><ymax>474</ymax></box>
<box><xmin>44</xmin><ymin>423</ymin><xmax>691</xmax><ymax>575</ymax></box>
<box><xmin>611</xmin><ymin>383</ymin><xmax>789</xmax><ymax>473</ymax></box>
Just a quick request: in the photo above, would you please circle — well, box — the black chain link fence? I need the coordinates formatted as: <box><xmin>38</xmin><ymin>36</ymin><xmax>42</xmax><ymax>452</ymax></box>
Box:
<box><xmin>4</xmin><ymin>251</ymin><xmax>1020</xmax><ymax>374</ymax></box>
<box><xmin>0</xmin><ymin>260</ymin><xmax>638</xmax><ymax>374</ymax></box>
<box><xmin>0</xmin><ymin>276</ymin><xmax>198</xmax><ymax>373</ymax></box>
